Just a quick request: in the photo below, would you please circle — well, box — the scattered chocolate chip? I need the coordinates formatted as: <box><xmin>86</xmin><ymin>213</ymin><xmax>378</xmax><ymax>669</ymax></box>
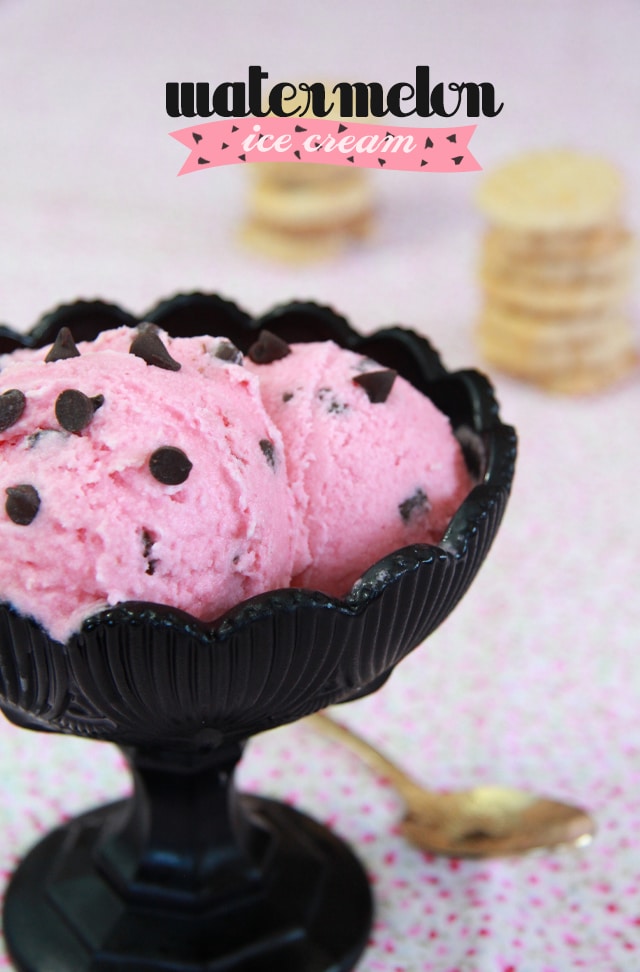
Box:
<box><xmin>45</xmin><ymin>327</ymin><xmax>80</xmax><ymax>363</ymax></box>
<box><xmin>130</xmin><ymin>326</ymin><xmax>181</xmax><ymax>371</ymax></box>
<box><xmin>141</xmin><ymin>528</ymin><xmax>158</xmax><ymax>574</ymax></box>
<box><xmin>0</xmin><ymin>389</ymin><xmax>26</xmax><ymax>432</ymax></box>
<box><xmin>259</xmin><ymin>438</ymin><xmax>276</xmax><ymax>469</ymax></box>
<box><xmin>282</xmin><ymin>391</ymin><xmax>294</xmax><ymax>403</ymax></box>
<box><xmin>149</xmin><ymin>446</ymin><xmax>192</xmax><ymax>485</ymax></box>
<box><xmin>353</xmin><ymin>369</ymin><xmax>397</xmax><ymax>404</ymax></box>
<box><xmin>455</xmin><ymin>426</ymin><xmax>486</xmax><ymax>481</ymax></box>
<box><xmin>247</xmin><ymin>330</ymin><xmax>291</xmax><ymax>364</ymax></box>
<box><xmin>27</xmin><ymin>429</ymin><xmax>65</xmax><ymax>448</ymax></box>
<box><xmin>214</xmin><ymin>339</ymin><xmax>243</xmax><ymax>364</ymax></box>
<box><xmin>6</xmin><ymin>484</ymin><xmax>40</xmax><ymax>525</ymax></box>
<box><xmin>55</xmin><ymin>389</ymin><xmax>103</xmax><ymax>434</ymax></box>
<box><xmin>141</xmin><ymin>527</ymin><xmax>155</xmax><ymax>558</ymax></box>
<box><xmin>318</xmin><ymin>387</ymin><xmax>348</xmax><ymax>414</ymax></box>
<box><xmin>399</xmin><ymin>488</ymin><xmax>430</xmax><ymax>524</ymax></box>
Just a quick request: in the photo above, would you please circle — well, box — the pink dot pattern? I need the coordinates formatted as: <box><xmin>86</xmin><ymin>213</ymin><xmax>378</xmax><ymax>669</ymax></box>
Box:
<box><xmin>1</xmin><ymin>352</ymin><xmax>638</xmax><ymax>972</ymax></box>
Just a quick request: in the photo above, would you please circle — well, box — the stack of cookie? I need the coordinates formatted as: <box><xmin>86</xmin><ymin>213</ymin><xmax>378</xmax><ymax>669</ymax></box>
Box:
<box><xmin>241</xmin><ymin>85</ymin><xmax>374</xmax><ymax>263</ymax></box>
<box><xmin>241</xmin><ymin>161</ymin><xmax>373</xmax><ymax>263</ymax></box>
<box><xmin>475</xmin><ymin>150</ymin><xmax>637</xmax><ymax>393</ymax></box>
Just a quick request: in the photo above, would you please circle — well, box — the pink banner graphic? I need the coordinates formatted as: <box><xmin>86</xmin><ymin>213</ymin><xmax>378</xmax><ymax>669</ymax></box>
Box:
<box><xmin>170</xmin><ymin>118</ymin><xmax>480</xmax><ymax>174</ymax></box>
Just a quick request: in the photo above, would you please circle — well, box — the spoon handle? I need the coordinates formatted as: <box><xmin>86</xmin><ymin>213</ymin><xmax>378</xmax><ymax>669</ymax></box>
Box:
<box><xmin>306</xmin><ymin>712</ymin><xmax>423</xmax><ymax>803</ymax></box>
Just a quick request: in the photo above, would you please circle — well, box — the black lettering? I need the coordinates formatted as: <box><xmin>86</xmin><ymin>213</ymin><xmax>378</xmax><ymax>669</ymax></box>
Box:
<box><xmin>247</xmin><ymin>65</ymin><xmax>270</xmax><ymax>117</ymax></box>
<box><xmin>269</xmin><ymin>82</ymin><xmax>300</xmax><ymax>116</ymax></box>
<box><xmin>306</xmin><ymin>81</ymin><xmax>334</xmax><ymax>117</ymax></box>
<box><xmin>386</xmin><ymin>82</ymin><xmax>415</xmax><ymax>118</ymax></box>
<box><xmin>211</xmin><ymin>82</ymin><xmax>248</xmax><ymax>118</ymax></box>
<box><xmin>166</xmin><ymin>67</ymin><xmax>504</xmax><ymax>122</ymax></box>
<box><xmin>458</xmin><ymin>82</ymin><xmax>504</xmax><ymax>117</ymax></box>
<box><xmin>196</xmin><ymin>82</ymin><xmax>214</xmax><ymax>118</ymax></box>
<box><xmin>429</xmin><ymin>82</ymin><xmax>464</xmax><ymax>118</ymax></box>
<box><xmin>166</xmin><ymin>82</ymin><xmax>197</xmax><ymax>118</ymax></box>
<box><xmin>331</xmin><ymin>82</ymin><xmax>387</xmax><ymax>118</ymax></box>
<box><xmin>479</xmin><ymin>82</ymin><xmax>503</xmax><ymax>117</ymax></box>
<box><xmin>414</xmin><ymin>66</ymin><xmax>434</xmax><ymax>117</ymax></box>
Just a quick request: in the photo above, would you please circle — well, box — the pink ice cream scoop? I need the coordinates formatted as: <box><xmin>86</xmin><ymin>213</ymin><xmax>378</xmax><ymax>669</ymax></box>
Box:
<box><xmin>0</xmin><ymin>325</ymin><xmax>295</xmax><ymax>642</ymax></box>
<box><xmin>246</xmin><ymin>332</ymin><xmax>475</xmax><ymax>597</ymax></box>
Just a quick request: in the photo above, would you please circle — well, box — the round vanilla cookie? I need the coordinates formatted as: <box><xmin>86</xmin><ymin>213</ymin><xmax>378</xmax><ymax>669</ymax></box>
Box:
<box><xmin>240</xmin><ymin>211</ymin><xmax>373</xmax><ymax>263</ymax></box>
<box><xmin>483</xmin><ymin>223</ymin><xmax>633</xmax><ymax>262</ymax></box>
<box><xmin>248</xmin><ymin>176</ymin><xmax>373</xmax><ymax>231</ymax></box>
<box><xmin>479</xmin><ymin>263</ymin><xmax>633</xmax><ymax>314</ymax></box>
<box><xmin>476</xmin><ymin>150</ymin><xmax>624</xmax><ymax>232</ymax></box>
<box><xmin>248</xmin><ymin>160</ymin><xmax>367</xmax><ymax>188</ymax></box>
<box><xmin>481</xmin><ymin>226</ymin><xmax>636</xmax><ymax>284</ymax></box>
<box><xmin>478</xmin><ymin>302</ymin><xmax>633</xmax><ymax>344</ymax></box>
<box><xmin>477</xmin><ymin>313</ymin><xmax>637</xmax><ymax>383</ymax></box>
<box><xmin>478</xmin><ymin>304</ymin><xmax>636</xmax><ymax>355</ymax></box>
<box><xmin>542</xmin><ymin>351</ymin><xmax>638</xmax><ymax>393</ymax></box>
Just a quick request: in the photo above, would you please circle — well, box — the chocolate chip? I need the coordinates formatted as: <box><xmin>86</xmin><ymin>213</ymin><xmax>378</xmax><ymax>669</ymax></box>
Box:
<box><xmin>55</xmin><ymin>389</ymin><xmax>103</xmax><ymax>434</ymax></box>
<box><xmin>141</xmin><ymin>528</ymin><xmax>157</xmax><ymax>574</ymax></box>
<box><xmin>130</xmin><ymin>326</ymin><xmax>181</xmax><ymax>371</ymax></box>
<box><xmin>0</xmin><ymin>389</ymin><xmax>26</xmax><ymax>432</ymax></box>
<box><xmin>259</xmin><ymin>438</ymin><xmax>276</xmax><ymax>469</ymax></box>
<box><xmin>282</xmin><ymin>391</ymin><xmax>294</xmax><ymax>402</ymax></box>
<box><xmin>353</xmin><ymin>369</ymin><xmax>397</xmax><ymax>404</ymax></box>
<box><xmin>318</xmin><ymin>387</ymin><xmax>348</xmax><ymax>414</ymax></box>
<box><xmin>45</xmin><ymin>327</ymin><xmax>80</xmax><ymax>363</ymax></box>
<box><xmin>399</xmin><ymin>488</ymin><xmax>430</xmax><ymax>524</ymax></box>
<box><xmin>214</xmin><ymin>339</ymin><xmax>243</xmax><ymax>364</ymax></box>
<box><xmin>149</xmin><ymin>446</ymin><xmax>192</xmax><ymax>485</ymax></box>
<box><xmin>247</xmin><ymin>330</ymin><xmax>291</xmax><ymax>364</ymax></box>
<box><xmin>5</xmin><ymin>484</ymin><xmax>40</xmax><ymax>525</ymax></box>
<box><xmin>141</xmin><ymin>528</ymin><xmax>155</xmax><ymax>557</ymax></box>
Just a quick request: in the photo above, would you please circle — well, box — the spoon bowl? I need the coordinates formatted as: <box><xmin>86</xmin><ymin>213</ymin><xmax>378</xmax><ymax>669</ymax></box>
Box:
<box><xmin>308</xmin><ymin>712</ymin><xmax>595</xmax><ymax>858</ymax></box>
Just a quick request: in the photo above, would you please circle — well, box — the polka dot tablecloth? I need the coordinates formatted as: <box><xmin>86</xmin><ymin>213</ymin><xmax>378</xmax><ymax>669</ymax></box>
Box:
<box><xmin>0</xmin><ymin>1</ymin><xmax>639</xmax><ymax>969</ymax></box>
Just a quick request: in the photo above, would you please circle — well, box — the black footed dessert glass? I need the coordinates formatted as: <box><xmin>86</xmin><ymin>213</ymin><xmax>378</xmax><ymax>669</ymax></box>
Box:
<box><xmin>0</xmin><ymin>294</ymin><xmax>516</xmax><ymax>972</ymax></box>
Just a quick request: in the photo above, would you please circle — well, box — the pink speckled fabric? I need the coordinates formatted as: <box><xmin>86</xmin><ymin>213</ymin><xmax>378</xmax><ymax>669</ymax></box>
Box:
<box><xmin>0</xmin><ymin>2</ymin><xmax>639</xmax><ymax>970</ymax></box>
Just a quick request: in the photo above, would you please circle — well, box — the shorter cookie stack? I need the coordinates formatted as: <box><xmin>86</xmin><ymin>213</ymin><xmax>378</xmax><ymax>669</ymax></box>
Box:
<box><xmin>241</xmin><ymin>83</ymin><xmax>374</xmax><ymax>263</ymax></box>
<box><xmin>241</xmin><ymin>161</ymin><xmax>373</xmax><ymax>263</ymax></box>
<box><xmin>475</xmin><ymin>150</ymin><xmax>637</xmax><ymax>393</ymax></box>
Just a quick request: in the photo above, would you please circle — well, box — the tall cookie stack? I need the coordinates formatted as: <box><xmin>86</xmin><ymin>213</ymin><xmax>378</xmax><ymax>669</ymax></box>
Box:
<box><xmin>475</xmin><ymin>150</ymin><xmax>637</xmax><ymax>393</ymax></box>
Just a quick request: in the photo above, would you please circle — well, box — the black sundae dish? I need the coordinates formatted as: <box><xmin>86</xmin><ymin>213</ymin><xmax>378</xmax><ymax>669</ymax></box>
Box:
<box><xmin>0</xmin><ymin>293</ymin><xmax>516</xmax><ymax>972</ymax></box>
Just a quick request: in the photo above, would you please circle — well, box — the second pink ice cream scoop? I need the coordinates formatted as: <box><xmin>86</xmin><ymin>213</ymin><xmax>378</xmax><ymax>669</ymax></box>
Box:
<box><xmin>246</xmin><ymin>333</ymin><xmax>474</xmax><ymax>597</ymax></box>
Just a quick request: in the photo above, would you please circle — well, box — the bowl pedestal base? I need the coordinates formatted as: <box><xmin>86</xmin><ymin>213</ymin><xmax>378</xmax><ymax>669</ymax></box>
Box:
<box><xmin>4</xmin><ymin>740</ymin><xmax>372</xmax><ymax>972</ymax></box>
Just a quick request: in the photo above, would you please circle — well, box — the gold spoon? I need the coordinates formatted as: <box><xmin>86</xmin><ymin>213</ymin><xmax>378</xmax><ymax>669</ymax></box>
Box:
<box><xmin>307</xmin><ymin>712</ymin><xmax>595</xmax><ymax>858</ymax></box>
